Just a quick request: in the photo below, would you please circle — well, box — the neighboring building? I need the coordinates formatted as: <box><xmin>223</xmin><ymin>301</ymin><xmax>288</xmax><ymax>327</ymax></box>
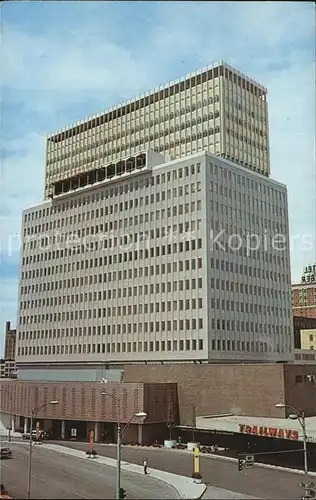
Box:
<box><xmin>17</xmin><ymin>149</ymin><xmax>293</xmax><ymax>371</ymax></box>
<box><xmin>292</xmin><ymin>265</ymin><xmax>316</xmax><ymax>319</ymax></box>
<box><xmin>294</xmin><ymin>349</ymin><xmax>316</xmax><ymax>364</ymax></box>
<box><xmin>45</xmin><ymin>60</ymin><xmax>269</xmax><ymax>198</ymax></box>
<box><xmin>4</xmin><ymin>321</ymin><xmax>16</xmax><ymax>360</ymax></box>
<box><xmin>293</xmin><ymin>316</ymin><xmax>316</xmax><ymax>349</ymax></box>
<box><xmin>0</xmin><ymin>359</ymin><xmax>16</xmax><ymax>379</ymax></box>
<box><xmin>301</xmin><ymin>329</ymin><xmax>316</xmax><ymax>350</ymax></box>
<box><xmin>0</xmin><ymin>322</ymin><xmax>17</xmax><ymax>378</ymax></box>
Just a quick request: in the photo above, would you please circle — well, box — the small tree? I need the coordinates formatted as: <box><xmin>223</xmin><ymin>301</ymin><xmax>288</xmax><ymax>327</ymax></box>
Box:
<box><xmin>166</xmin><ymin>402</ymin><xmax>177</xmax><ymax>440</ymax></box>
<box><xmin>190</xmin><ymin>405</ymin><xmax>196</xmax><ymax>442</ymax></box>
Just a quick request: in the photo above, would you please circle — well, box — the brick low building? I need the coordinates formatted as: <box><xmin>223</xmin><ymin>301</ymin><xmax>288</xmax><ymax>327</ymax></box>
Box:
<box><xmin>124</xmin><ymin>362</ymin><xmax>316</xmax><ymax>424</ymax></box>
<box><xmin>1</xmin><ymin>363</ymin><xmax>315</xmax><ymax>444</ymax></box>
<box><xmin>0</xmin><ymin>380</ymin><xmax>178</xmax><ymax>443</ymax></box>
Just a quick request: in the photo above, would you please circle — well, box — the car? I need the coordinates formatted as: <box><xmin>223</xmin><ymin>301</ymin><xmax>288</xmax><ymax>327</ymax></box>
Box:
<box><xmin>0</xmin><ymin>448</ymin><xmax>12</xmax><ymax>459</ymax></box>
<box><xmin>22</xmin><ymin>430</ymin><xmax>42</xmax><ymax>440</ymax></box>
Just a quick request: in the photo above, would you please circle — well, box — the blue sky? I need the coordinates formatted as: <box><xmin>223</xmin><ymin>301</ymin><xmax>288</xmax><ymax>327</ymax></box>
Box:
<box><xmin>0</xmin><ymin>1</ymin><xmax>315</xmax><ymax>354</ymax></box>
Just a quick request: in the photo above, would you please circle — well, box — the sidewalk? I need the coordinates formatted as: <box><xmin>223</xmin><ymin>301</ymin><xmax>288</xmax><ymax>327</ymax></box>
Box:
<box><xmin>42</xmin><ymin>443</ymin><xmax>206</xmax><ymax>500</ymax></box>
<box><xmin>0</xmin><ymin>431</ymin><xmax>22</xmax><ymax>439</ymax></box>
<box><xmin>203</xmin><ymin>486</ymin><xmax>260</xmax><ymax>499</ymax></box>
<box><xmin>120</xmin><ymin>443</ymin><xmax>316</xmax><ymax>478</ymax></box>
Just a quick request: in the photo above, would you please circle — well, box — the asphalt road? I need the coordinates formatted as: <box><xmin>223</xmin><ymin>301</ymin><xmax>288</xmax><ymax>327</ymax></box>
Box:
<box><xmin>0</xmin><ymin>442</ymin><xmax>179</xmax><ymax>499</ymax></box>
<box><xmin>52</xmin><ymin>440</ymin><xmax>305</xmax><ymax>499</ymax></box>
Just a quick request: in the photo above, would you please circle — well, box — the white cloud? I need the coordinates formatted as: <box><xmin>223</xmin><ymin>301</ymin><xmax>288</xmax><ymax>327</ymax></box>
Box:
<box><xmin>0</xmin><ymin>1</ymin><xmax>315</xmax><ymax>351</ymax></box>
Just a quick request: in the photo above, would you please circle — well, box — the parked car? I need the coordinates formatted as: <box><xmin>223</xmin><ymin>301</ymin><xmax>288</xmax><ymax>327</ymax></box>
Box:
<box><xmin>22</xmin><ymin>429</ymin><xmax>52</xmax><ymax>440</ymax></box>
<box><xmin>0</xmin><ymin>447</ymin><xmax>12</xmax><ymax>459</ymax></box>
<box><xmin>22</xmin><ymin>430</ymin><xmax>42</xmax><ymax>440</ymax></box>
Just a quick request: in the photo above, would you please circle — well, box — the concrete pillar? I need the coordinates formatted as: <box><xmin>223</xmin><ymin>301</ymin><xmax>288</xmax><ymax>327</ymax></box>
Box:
<box><xmin>61</xmin><ymin>420</ymin><xmax>66</xmax><ymax>440</ymax></box>
<box><xmin>24</xmin><ymin>417</ymin><xmax>28</xmax><ymax>434</ymax></box>
<box><xmin>94</xmin><ymin>422</ymin><xmax>101</xmax><ymax>442</ymax></box>
<box><xmin>138</xmin><ymin>424</ymin><xmax>143</xmax><ymax>445</ymax></box>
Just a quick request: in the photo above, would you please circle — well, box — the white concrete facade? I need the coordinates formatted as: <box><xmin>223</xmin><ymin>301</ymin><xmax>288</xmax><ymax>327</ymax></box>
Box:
<box><xmin>16</xmin><ymin>151</ymin><xmax>293</xmax><ymax>367</ymax></box>
<box><xmin>45</xmin><ymin>61</ymin><xmax>269</xmax><ymax>198</ymax></box>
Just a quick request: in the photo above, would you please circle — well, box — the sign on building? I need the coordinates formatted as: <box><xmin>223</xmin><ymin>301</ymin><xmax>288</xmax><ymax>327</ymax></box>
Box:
<box><xmin>301</xmin><ymin>265</ymin><xmax>316</xmax><ymax>284</ymax></box>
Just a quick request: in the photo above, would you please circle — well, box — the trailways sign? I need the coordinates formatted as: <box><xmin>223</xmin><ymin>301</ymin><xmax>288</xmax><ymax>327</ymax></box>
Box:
<box><xmin>238</xmin><ymin>423</ymin><xmax>299</xmax><ymax>441</ymax></box>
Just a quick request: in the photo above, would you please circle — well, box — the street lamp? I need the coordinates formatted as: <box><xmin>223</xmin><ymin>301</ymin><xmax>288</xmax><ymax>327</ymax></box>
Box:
<box><xmin>275</xmin><ymin>403</ymin><xmax>312</xmax><ymax>499</ymax></box>
<box><xmin>0</xmin><ymin>386</ymin><xmax>13</xmax><ymax>442</ymax></box>
<box><xmin>27</xmin><ymin>400</ymin><xmax>59</xmax><ymax>500</ymax></box>
<box><xmin>101</xmin><ymin>390</ymin><xmax>147</xmax><ymax>500</ymax></box>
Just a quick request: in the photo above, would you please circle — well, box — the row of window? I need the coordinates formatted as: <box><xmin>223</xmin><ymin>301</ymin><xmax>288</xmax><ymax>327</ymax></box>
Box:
<box><xmin>24</xmin><ymin>217</ymin><xmax>285</xmax><ymax>260</ymax></box>
<box><xmin>21</xmin><ymin>239</ymin><xmax>202</xmax><ymax>280</ymax></box>
<box><xmin>27</xmin><ymin>160</ymin><xmax>282</xmax><ymax>221</ymax></box>
<box><xmin>19</xmin><ymin>316</ymin><xmax>289</xmax><ymax>342</ymax></box>
<box><xmin>49</xmin><ymin>118</ymin><xmax>267</xmax><ymax>169</ymax></box>
<box><xmin>24</xmin><ymin>186</ymin><xmax>285</xmax><ymax>238</ymax></box>
<box><xmin>48</xmin><ymin>69</ymin><xmax>267</xmax><ymax>145</ymax></box>
<box><xmin>18</xmin><ymin>335</ymin><xmax>288</xmax><ymax>358</ymax></box>
<box><xmin>47</xmin><ymin>89</ymin><xmax>266</xmax><ymax>158</ymax></box>
<box><xmin>21</xmin><ymin>273</ymin><xmax>288</xmax><ymax>304</ymax></box>
<box><xmin>48</xmin><ymin>108</ymin><xmax>221</xmax><ymax>158</ymax></box>
<box><xmin>19</xmin><ymin>337</ymin><xmax>205</xmax><ymax>357</ymax></box>
<box><xmin>20</xmin><ymin>298</ymin><xmax>288</xmax><ymax>324</ymax></box>
<box><xmin>20</xmin><ymin>317</ymin><xmax>199</xmax><ymax>336</ymax></box>
<box><xmin>226</xmin><ymin>129</ymin><xmax>266</xmax><ymax>151</ymax></box>
<box><xmin>52</xmin><ymin>96</ymin><xmax>221</xmax><ymax>143</ymax></box>
<box><xmin>48</xmin><ymin>123</ymin><xmax>221</xmax><ymax>170</ymax></box>
<box><xmin>225</xmin><ymin>111</ymin><xmax>266</xmax><ymax>136</ymax></box>
<box><xmin>19</xmin><ymin>313</ymin><xmax>288</xmax><ymax>341</ymax></box>
<box><xmin>18</xmin><ymin>301</ymin><xmax>199</xmax><ymax>330</ymax></box>
<box><xmin>21</xmin><ymin>245</ymin><xmax>289</xmax><ymax>287</ymax></box>
<box><xmin>20</xmin><ymin>298</ymin><xmax>288</xmax><ymax>326</ymax></box>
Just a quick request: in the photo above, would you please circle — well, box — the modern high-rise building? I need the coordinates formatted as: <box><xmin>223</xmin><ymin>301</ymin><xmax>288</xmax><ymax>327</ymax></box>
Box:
<box><xmin>45</xmin><ymin>61</ymin><xmax>269</xmax><ymax>199</ymax></box>
<box><xmin>14</xmin><ymin>60</ymin><xmax>294</xmax><ymax>376</ymax></box>
<box><xmin>16</xmin><ymin>148</ymin><xmax>293</xmax><ymax>370</ymax></box>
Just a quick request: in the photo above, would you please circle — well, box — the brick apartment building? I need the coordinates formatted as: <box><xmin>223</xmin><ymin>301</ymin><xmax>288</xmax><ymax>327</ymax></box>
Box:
<box><xmin>292</xmin><ymin>265</ymin><xmax>316</xmax><ymax>319</ymax></box>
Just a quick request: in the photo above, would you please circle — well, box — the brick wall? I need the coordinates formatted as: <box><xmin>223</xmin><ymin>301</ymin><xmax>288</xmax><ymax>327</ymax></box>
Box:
<box><xmin>0</xmin><ymin>380</ymin><xmax>178</xmax><ymax>425</ymax></box>
<box><xmin>123</xmin><ymin>363</ymin><xmax>286</xmax><ymax>424</ymax></box>
<box><xmin>283</xmin><ymin>364</ymin><xmax>316</xmax><ymax>417</ymax></box>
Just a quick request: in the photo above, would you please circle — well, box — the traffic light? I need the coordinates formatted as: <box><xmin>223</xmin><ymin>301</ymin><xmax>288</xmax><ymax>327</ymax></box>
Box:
<box><xmin>119</xmin><ymin>488</ymin><xmax>127</xmax><ymax>499</ymax></box>
<box><xmin>238</xmin><ymin>458</ymin><xmax>244</xmax><ymax>471</ymax></box>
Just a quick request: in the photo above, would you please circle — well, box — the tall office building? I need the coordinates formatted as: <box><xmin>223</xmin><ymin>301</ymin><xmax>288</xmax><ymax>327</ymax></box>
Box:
<box><xmin>45</xmin><ymin>61</ymin><xmax>269</xmax><ymax>199</ymax></box>
<box><xmin>17</xmin><ymin>148</ymin><xmax>293</xmax><ymax>370</ymax></box>
<box><xmin>15</xmin><ymin>61</ymin><xmax>294</xmax><ymax>375</ymax></box>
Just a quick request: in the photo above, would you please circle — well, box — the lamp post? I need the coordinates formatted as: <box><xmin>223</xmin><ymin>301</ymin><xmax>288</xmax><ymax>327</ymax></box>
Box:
<box><xmin>101</xmin><ymin>390</ymin><xmax>147</xmax><ymax>500</ymax></box>
<box><xmin>27</xmin><ymin>400</ymin><xmax>59</xmax><ymax>500</ymax></box>
<box><xmin>275</xmin><ymin>403</ymin><xmax>311</xmax><ymax>499</ymax></box>
<box><xmin>0</xmin><ymin>386</ymin><xmax>13</xmax><ymax>442</ymax></box>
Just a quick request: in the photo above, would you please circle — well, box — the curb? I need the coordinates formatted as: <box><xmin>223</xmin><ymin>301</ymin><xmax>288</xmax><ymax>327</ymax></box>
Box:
<box><xmin>41</xmin><ymin>443</ymin><xmax>206</xmax><ymax>500</ymax></box>
<box><xmin>120</xmin><ymin>444</ymin><xmax>316</xmax><ymax>478</ymax></box>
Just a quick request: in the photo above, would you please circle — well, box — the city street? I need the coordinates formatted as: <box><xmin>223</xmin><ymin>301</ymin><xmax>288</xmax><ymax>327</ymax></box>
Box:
<box><xmin>54</xmin><ymin>440</ymin><xmax>304</xmax><ymax>499</ymax></box>
<box><xmin>0</xmin><ymin>442</ymin><xmax>179</xmax><ymax>499</ymax></box>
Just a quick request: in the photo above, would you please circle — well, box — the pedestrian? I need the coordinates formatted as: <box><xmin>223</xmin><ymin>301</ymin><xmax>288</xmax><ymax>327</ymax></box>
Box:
<box><xmin>143</xmin><ymin>458</ymin><xmax>148</xmax><ymax>474</ymax></box>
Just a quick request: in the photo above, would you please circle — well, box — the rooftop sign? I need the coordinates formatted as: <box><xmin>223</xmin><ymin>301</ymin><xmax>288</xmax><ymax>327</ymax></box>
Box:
<box><xmin>301</xmin><ymin>265</ymin><xmax>316</xmax><ymax>284</ymax></box>
<box><xmin>238</xmin><ymin>423</ymin><xmax>299</xmax><ymax>441</ymax></box>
